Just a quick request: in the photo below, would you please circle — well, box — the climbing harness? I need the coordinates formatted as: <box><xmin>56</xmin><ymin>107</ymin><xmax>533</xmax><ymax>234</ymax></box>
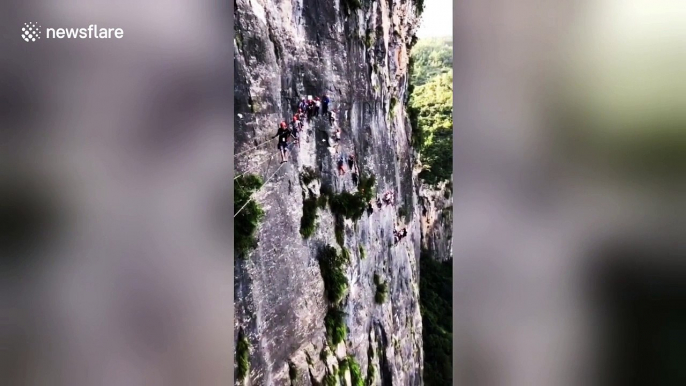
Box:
<box><xmin>234</xmin><ymin>161</ymin><xmax>287</xmax><ymax>218</ymax></box>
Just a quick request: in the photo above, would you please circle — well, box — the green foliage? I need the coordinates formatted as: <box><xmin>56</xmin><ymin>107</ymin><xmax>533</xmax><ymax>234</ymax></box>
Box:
<box><xmin>301</xmin><ymin>166</ymin><xmax>320</xmax><ymax>185</ymax></box>
<box><xmin>318</xmin><ymin>194</ymin><xmax>328</xmax><ymax>209</ymax></box>
<box><xmin>419</xmin><ymin>252</ymin><xmax>453</xmax><ymax>385</ymax></box>
<box><xmin>338</xmin><ymin>357</ymin><xmax>349</xmax><ymax>375</ymax></box>
<box><xmin>334</xmin><ymin>214</ymin><xmax>345</xmax><ymax>247</ymax></box>
<box><xmin>347</xmin><ymin>356</ymin><xmax>364</xmax><ymax>386</ymax></box>
<box><xmin>329</xmin><ymin>174</ymin><xmax>375</xmax><ymax>222</ymax></box>
<box><xmin>318</xmin><ymin>245</ymin><xmax>349</xmax><ymax>304</ymax></box>
<box><xmin>413</xmin><ymin>0</ymin><xmax>425</xmax><ymax>14</ymax></box>
<box><xmin>320</xmin><ymin>347</ymin><xmax>329</xmax><ymax>361</ymax></box>
<box><xmin>375</xmin><ymin>280</ymin><xmax>388</xmax><ymax>304</ymax></box>
<box><xmin>409</xmin><ymin>69</ymin><xmax>453</xmax><ymax>185</ymax></box>
<box><xmin>236</xmin><ymin>329</ymin><xmax>250</xmax><ymax>382</ymax></box>
<box><xmin>366</xmin><ymin>366</ymin><xmax>375</xmax><ymax>385</ymax></box>
<box><xmin>410</xmin><ymin>37</ymin><xmax>452</xmax><ymax>87</ymax></box>
<box><xmin>359</xmin><ymin>245</ymin><xmax>366</xmax><ymax>259</ymax></box>
<box><xmin>398</xmin><ymin>206</ymin><xmax>408</xmax><ymax>219</ymax></box>
<box><xmin>300</xmin><ymin>196</ymin><xmax>319</xmax><ymax>238</ymax></box>
<box><xmin>342</xmin><ymin>248</ymin><xmax>351</xmax><ymax>262</ymax></box>
<box><xmin>235</xmin><ymin>175</ymin><xmax>265</xmax><ymax>258</ymax></box>
<box><xmin>323</xmin><ymin>372</ymin><xmax>338</xmax><ymax>386</ymax></box>
<box><xmin>325</xmin><ymin>307</ymin><xmax>347</xmax><ymax>346</ymax></box>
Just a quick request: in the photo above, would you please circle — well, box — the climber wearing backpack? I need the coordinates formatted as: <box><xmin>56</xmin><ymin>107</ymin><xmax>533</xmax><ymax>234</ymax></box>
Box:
<box><xmin>299</xmin><ymin>98</ymin><xmax>307</xmax><ymax>113</ymax></box>
<box><xmin>273</xmin><ymin>121</ymin><xmax>292</xmax><ymax>163</ymax></box>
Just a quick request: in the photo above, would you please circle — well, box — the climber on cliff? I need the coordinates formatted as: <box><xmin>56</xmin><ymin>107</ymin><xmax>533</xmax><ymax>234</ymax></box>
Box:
<box><xmin>306</xmin><ymin>99</ymin><xmax>315</xmax><ymax>120</ymax></box>
<box><xmin>273</xmin><ymin>121</ymin><xmax>292</xmax><ymax>163</ymax></box>
<box><xmin>299</xmin><ymin>98</ymin><xmax>308</xmax><ymax>113</ymax></box>
<box><xmin>292</xmin><ymin>114</ymin><xmax>302</xmax><ymax>131</ymax></box>
<box><xmin>322</xmin><ymin>94</ymin><xmax>330</xmax><ymax>115</ymax></box>
<box><xmin>289</xmin><ymin>117</ymin><xmax>300</xmax><ymax>147</ymax></box>
<box><xmin>383</xmin><ymin>191</ymin><xmax>394</xmax><ymax>206</ymax></box>
<box><xmin>328</xmin><ymin>109</ymin><xmax>337</xmax><ymax>126</ymax></box>
<box><xmin>337</xmin><ymin>153</ymin><xmax>346</xmax><ymax>176</ymax></box>
<box><xmin>314</xmin><ymin>97</ymin><xmax>321</xmax><ymax>117</ymax></box>
<box><xmin>393</xmin><ymin>228</ymin><xmax>407</xmax><ymax>244</ymax></box>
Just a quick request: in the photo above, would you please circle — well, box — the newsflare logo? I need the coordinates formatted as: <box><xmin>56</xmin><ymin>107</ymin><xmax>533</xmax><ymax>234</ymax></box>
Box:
<box><xmin>21</xmin><ymin>22</ymin><xmax>41</xmax><ymax>42</ymax></box>
<box><xmin>21</xmin><ymin>22</ymin><xmax>124</xmax><ymax>43</ymax></box>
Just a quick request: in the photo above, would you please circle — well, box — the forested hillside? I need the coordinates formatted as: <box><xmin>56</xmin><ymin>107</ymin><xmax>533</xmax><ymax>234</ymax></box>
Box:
<box><xmin>409</xmin><ymin>37</ymin><xmax>453</xmax><ymax>186</ymax></box>
<box><xmin>409</xmin><ymin>36</ymin><xmax>454</xmax><ymax>386</ymax></box>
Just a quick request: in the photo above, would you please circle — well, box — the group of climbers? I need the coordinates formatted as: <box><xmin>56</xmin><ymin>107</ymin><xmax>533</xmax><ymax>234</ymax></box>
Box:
<box><xmin>274</xmin><ymin>93</ymin><xmax>340</xmax><ymax>163</ymax></box>
<box><xmin>264</xmin><ymin>92</ymin><xmax>410</xmax><ymax>247</ymax></box>
<box><xmin>297</xmin><ymin>94</ymin><xmax>332</xmax><ymax>121</ymax></box>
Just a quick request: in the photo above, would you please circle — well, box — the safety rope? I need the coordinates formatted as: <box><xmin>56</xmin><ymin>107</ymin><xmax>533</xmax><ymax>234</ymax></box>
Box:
<box><xmin>234</xmin><ymin>151</ymin><xmax>277</xmax><ymax>180</ymax></box>
<box><xmin>234</xmin><ymin>137</ymin><xmax>278</xmax><ymax>158</ymax></box>
<box><xmin>234</xmin><ymin>161</ymin><xmax>287</xmax><ymax>218</ymax></box>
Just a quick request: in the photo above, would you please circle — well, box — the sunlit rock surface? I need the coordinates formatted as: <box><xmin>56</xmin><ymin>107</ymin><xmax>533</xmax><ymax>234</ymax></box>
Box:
<box><xmin>234</xmin><ymin>1</ymin><xmax>428</xmax><ymax>384</ymax></box>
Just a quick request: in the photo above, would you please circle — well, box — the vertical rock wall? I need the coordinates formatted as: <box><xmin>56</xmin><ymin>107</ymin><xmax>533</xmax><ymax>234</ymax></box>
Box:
<box><xmin>234</xmin><ymin>0</ymin><xmax>424</xmax><ymax>385</ymax></box>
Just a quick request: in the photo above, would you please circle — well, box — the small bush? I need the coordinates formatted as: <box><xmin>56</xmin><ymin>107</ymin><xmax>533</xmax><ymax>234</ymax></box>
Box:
<box><xmin>373</xmin><ymin>273</ymin><xmax>381</xmax><ymax>286</ymax></box>
<box><xmin>318</xmin><ymin>245</ymin><xmax>349</xmax><ymax>304</ymax></box>
<box><xmin>338</xmin><ymin>357</ymin><xmax>349</xmax><ymax>375</ymax></box>
<box><xmin>334</xmin><ymin>214</ymin><xmax>345</xmax><ymax>246</ymax></box>
<box><xmin>413</xmin><ymin>0</ymin><xmax>425</xmax><ymax>14</ymax></box>
<box><xmin>318</xmin><ymin>194</ymin><xmax>328</xmax><ymax>209</ymax></box>
<box><xmin>342</xmin><ymin>248</ymin><xmax>351</xmax><ymax>263</ymax></box>
<box><xmin>335</xmin><ymin>357</ymin><xmax>362</xmax><ymax>386</ymax></box>
<box><xmin>236</xmin><ymin>329</ymin><xmax>250</xmax><ymax>382</ymax></box>
<box><xmin>359</xmin><ymin>245</ymin><xmax>366</xmax><ymax>259</ymax></box>
<box><xmin>323</xmin><ymin>372</ymin><xmax>338</xmax><ymax>386</ymax></box>
<box><xmin>321</xmin><ymin>183</ymin><xmax>333</xmax><ymax>197</ymax></box>
<box><xmin>325</xmin><ymin>307</ymin><xmax>347</xmax><ymax>346</ymax></box>
<box><xmin>301</xmin><ymin>167</ymin><xmax>320</xmax><ymax>185</ymax></box>
<box><xmin>300</xmin><ymin>196</ymin><xmax>319</xmax><ymax>238</ymax></box>
<box><xmin>320</xmin><ymin>347</ymin><xmax>329</xmax><ymax>361</ymax></box>
<box><xmin>398</xmin><ymin>206</ymin><xmax>408</xmax><ymax>219</ymax></box>
<box><xmin>329</xmin><ymin>175</ymin><xmax>376</xmax><ymax>222</ymax></box>
<box><xmin>375</xmin><ymin>280</ymin><xmax>388</xmax><ymax>304</ymax></box>
<box><xmin>366</xmin><ymin>360</ymin><xmax>375</xmax><ymax>385</ymax></box>
<box><xmin>235</xmin><ymin>175</ymin><xmax>265</xmax><ymax>258</ymax></box>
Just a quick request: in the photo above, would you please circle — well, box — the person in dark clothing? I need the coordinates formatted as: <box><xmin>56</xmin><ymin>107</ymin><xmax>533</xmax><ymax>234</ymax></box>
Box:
<box><xmin>299</xmin><ymin>98</ymin><xmax>307</xmax><ymax>113</ymax></box>
<box><xmin>273</xmin><ymin>121</ymin><xmax>291</xmax><ymax>163</ymax></box>
<box><xmin>322</xmin><ymin>95</ymin><xmax>330</xmax><ymax>115</ymax></box>
<box><xmin>347</xmin><ymin>154</ymin><xmax>355</xmax><ymax>170</ymax></box>
<box><xmin>328</xmin><ymin>110</ymin><xmax>337</xmax><ymax>126</ymax></box>
<box><xmin>307</xmin><ymin>100</ymin><xmax>315</xmax><ymax>120</ymax></box>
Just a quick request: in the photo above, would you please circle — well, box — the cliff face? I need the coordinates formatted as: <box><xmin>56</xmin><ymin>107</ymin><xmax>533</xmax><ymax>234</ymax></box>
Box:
<box><xmin>234</xmin><ymin>1</ymin><xmax>422</xmax><ymax>385</ymax></box>
<box><xmin>418</xmin><ymin>180</ymin><xmax>453</xmax><ymax>262</ymax></box>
